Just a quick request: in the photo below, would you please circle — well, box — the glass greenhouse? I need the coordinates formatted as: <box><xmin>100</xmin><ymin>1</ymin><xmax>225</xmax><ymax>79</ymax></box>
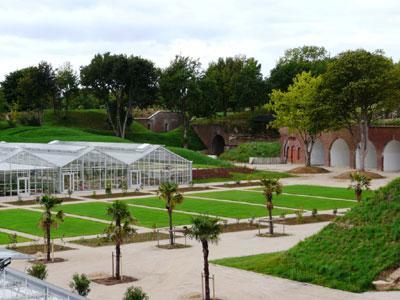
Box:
<box><xmin>0</xmin><ymin>141</ymin><xmax>192</xmax><ymax>197</ymax></box>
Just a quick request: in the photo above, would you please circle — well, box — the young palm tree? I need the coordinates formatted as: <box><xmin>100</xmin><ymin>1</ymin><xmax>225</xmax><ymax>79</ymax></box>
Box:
<box><xmin>37</xmin><ymin>195</ymin><xmax>64</xmax><ymax>262</ymax></box>
<box><xmin>187</xmin><ymin>215</ymin><xmax>222</xmax><ymax>300</ymax></box>
<box><xmin>106</xmin><ymin>201</ymin><xmax>135</xmax><ymax>280</ymax></box>
<box><xmin>158</xmin><ymin>182</ymin><xmax>184</xmax><ymax>245</ymax></box>
<box><xmin>349</xmin><ymin>172</ymin><xmax>371</xmax><ymax>202</ymax></box>
<box><xmin>260</xmin><ymin>177</ymin><xmax>282</xmax><ymax>235</ymax></box>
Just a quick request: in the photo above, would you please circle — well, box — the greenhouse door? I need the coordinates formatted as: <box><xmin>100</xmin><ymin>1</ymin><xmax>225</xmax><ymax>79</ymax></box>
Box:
<box><xmin>17</xmin><ymin>177</ymin><xmax>30</xmax><ymax>196</ymax></box>
<box><xmin>130</xmin><ymin>171</ymin><xmax>141</xmax><ymax>188</ymax></box>
<box><xmin>62</xmin><ymin>173</ymin><xmax>75</xmax><ymax>193</ymax></box>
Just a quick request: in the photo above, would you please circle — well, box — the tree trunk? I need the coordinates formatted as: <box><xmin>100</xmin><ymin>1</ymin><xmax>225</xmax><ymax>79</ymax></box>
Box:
<box><xmin>168</xmin><ymin>208</ymin><xmax>174</xmax><ymax>245</ymax></box>
<box><xmin>355</xmin><ymin>188</ymin><xmax>362</xmax><ymax>202</ymax></box>
<box><xmin>182</xmin><ymin>113</ymin><xmax>189</xmax><ymax>149</ymax></box>
<box><xmin>202</xmin><ymin>240</ymin><xmax>211</xmax><ymax>300</ymax></box>
<box><xmin>115</xmin><ymin>243</ymin><xmax>121</xmax><ymax>280</ymax></box>
<box><xmin>358</xmin><ymin>111</ymin><xmax>369</xmax><ymax>172</ymax></box>
<box><xmin>46</xmin><ymin>223</ymin><xmax>51</xmax><ymax>261</ymax></box>
<box><xmin>305</xmin><ymin>140</ymin><xmax>314</xmax><ymax>167</ymax></box>
<box><xmin>268</xmin><ymin>205</ymin><xmax>273</xmax><ymax>235</ymax></box>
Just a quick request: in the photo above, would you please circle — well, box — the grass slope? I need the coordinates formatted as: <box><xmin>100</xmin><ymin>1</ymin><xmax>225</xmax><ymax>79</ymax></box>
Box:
<box><xmin>193</xmin><ymin>190</ymin><xmax>356</xmax><ymax>210</ymax></box>
<box><xmin>0</xmin><ymin>231</ymin><xmax>31</xmax><ymax>244</ymax></box>
<box><xmin>0</xmin><ymin>209</ymin><xmax>106</xmax><ymax>237</ymax></box>
<box><xmin>282</xmin><ymin>185</ymin><xmax>374</xmax><ymax>200</ymax></box>
<box><xmin>214</xmin><ymin>178</ymin><xmax>400</xmax><ymax>292</ymax></box>
<box><xmin>220</xmin><ymin>142</ymin><xmax>280</xmax><ymax>162</ymax></box>
<box><xmin>59</xmin><ymin>202</ymin><xmax>195</xmax><ymax>228</ymax></box>
<box><xmin>123</xmin><ymin>197</ymin><xmax>292</xmax><ymax>219</ymax></box>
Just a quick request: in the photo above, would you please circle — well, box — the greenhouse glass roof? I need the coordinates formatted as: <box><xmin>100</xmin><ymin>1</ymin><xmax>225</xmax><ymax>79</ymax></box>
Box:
<box><xmin>0</xmin><ymin>141</ymin><xmax>169</xmax><ymax>171</ymax></box>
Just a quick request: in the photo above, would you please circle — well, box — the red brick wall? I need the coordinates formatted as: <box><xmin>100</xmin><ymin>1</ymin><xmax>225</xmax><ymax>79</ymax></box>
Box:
<box><xmin>280</xmin><ymin>126</ymin><xmax>400</xmax><ymax>171</ymax></box>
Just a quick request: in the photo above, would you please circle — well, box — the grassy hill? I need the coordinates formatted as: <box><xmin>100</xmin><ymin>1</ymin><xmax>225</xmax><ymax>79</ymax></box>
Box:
<box><xmin>220</xmin><ymin>142</ymin><xmax>280</xmax><ymax>162</ymax></box>
<box><xmin>44</xmin><ymin>110</ymin><xmax>205</xmax><ymax>150</ymax></box>
<box><xmin>214</xmin><ymin>177</ymin><xmax>400</xmax><ymax>292</ymax></box>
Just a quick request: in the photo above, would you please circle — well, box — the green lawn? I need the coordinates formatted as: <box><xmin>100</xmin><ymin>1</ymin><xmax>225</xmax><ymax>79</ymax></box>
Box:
<box><xmin>192</xmin><ymin>190</ymin><xmax>356</xmax><ymax>210</ymax></box>
<box><xmin>0</xmin><ymin>209</ymin><xmax>106</xmax><ymax>237</ymax></box>
<box><xmin>59</xmin><ymin>202</ymin><xmax>195</xmax><ymax>228</ymax></box>
<box><xmin>256</xmin><ymin>185</ymin><xmax>374</xmax><ymax>200</ymax></box>
<box><xmin>123</xmin><ymin>197</ymin><xmax>292</xmax><ymax>219</ymax></box>
<box><xmin>0</xmin><ymin>231</ymin><xmax>31</xmax><ymax>245</ymax></box>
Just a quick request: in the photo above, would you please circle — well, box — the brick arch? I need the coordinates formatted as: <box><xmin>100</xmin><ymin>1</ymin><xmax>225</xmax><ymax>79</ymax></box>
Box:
<box><xmin>382</xmin><ymin>139</ymin><xmax>400</xmax><ymax>172</ymax></box>
<box><xmin>329</xmin><ymin>138</ymin><xmax>351</xmax><ymax>168</ymax></box>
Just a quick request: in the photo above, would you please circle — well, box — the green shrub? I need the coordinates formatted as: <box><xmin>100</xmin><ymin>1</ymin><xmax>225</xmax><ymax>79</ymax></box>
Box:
<box><xmin>27</xmin><ymin>263</ymin><xmax>48</xmax><ymax>280</ymax></box>
<box><xmin>123</xmin><ymin>286</ymin><xmax>149</xmax><ymax>300</ymax></box>
<box><xmin>219</xmin><ymin>142</ymin><xmax>280</xmax><ymax>162</ymax></box>
<box><xmin>69</xmin><ymin>273</ymin><xmax>91</xmax><ymax>296</ymax></box>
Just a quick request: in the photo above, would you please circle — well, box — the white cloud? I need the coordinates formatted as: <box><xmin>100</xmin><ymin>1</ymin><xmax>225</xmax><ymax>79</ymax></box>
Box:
<box><xmin>0</xmin><ymin>0</ymin><xmax>399</xmax><ymax>80</ymax></box>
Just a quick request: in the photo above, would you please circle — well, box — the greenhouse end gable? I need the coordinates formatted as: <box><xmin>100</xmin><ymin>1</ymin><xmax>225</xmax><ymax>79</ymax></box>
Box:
<box><xmin>0</xmin><ymin>141</ymin><xmax>192</xmax><ymax>197</ymax></box>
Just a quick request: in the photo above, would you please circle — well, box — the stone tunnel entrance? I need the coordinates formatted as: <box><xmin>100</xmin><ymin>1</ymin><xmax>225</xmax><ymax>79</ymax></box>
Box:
<box><xmin>212</xmin><ymin>135</ymin><xmax>225</xmax><ymax>156</ymax></box>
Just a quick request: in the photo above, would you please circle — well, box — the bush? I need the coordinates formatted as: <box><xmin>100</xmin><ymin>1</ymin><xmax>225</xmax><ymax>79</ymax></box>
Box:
<box><xmin>69</xmin><ymin>273</ymin><xmax>91</xmax><ymax>296</ymax></box>
<box><xmin>219</xmin><ymin>142</ymin><xmax>280</xmax><ymax>162</ymax></box>
<box><xmin>123</xmin><ymin>286</ymin><xmax>149</xmax><ymax>300</ymax></box>
<box><xmin>17</xmin><ymin>111</ymin><xmax>42</xmax><ymax>126</ymax></box>
<box><xmin>27</xmin><ymin>263</ymin><xmax>47</xmax><ymax>280</ymax></box>
<box><xmin>311</xmin><ymin>208</ymin><xmax>318</xmax><ymax>218</ymax></box>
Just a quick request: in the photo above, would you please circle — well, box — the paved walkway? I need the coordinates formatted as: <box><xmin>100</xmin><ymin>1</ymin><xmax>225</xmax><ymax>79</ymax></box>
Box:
<box><xmin>9</xmin><ymin>222</ymin><xmax>400</xmax><ymax>300</ymax></box>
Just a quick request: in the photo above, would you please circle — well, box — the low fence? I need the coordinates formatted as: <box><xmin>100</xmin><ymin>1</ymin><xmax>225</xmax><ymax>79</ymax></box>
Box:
<box><xmin>249</xmin><ymin>157</ymin><xmax>284</xmax><ymax>164</ymax></box>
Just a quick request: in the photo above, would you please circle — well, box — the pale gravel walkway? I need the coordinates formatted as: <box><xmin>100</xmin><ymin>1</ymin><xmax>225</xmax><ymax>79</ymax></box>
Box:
<box><xmin>9</xmin><ymin>222</ymin><xmax>400</xmax><ymax>300</ymax></box>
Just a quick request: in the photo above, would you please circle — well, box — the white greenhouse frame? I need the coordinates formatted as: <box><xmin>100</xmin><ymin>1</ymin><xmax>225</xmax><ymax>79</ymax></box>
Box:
<box><xmin>0</xmin><ymin>141</ymin><xmax>192</xmax><ymax>197</ymax></box>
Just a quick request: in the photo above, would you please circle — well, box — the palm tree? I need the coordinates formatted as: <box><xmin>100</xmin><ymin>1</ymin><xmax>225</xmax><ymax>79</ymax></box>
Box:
<box><xmin>158</xmin><ymin>182</ymin><xmax>184</xmax><ymax>245</ymax></box>
<box><xmin>349</xmin><ymin>172</ymin><xmax>371</xmax><ymax>202</ymax></box>
<box><xmin>106</xmin><ymin>201</ymin><xmax>135</xmax><ymax>280</ymax></box>
<box><xmin>37</xmin><ymin>195</ymin><xmax>64</xmax><ymax>262</ymax></box>
<box><xmin>187</xmin><ymin>215</ymin><xmax>222</xmax><ymax>300</ymax></box>
<box><xmin>260</xmin><ymin>177</ymin><xmax>282</xmax><ymax>235</ymax></box>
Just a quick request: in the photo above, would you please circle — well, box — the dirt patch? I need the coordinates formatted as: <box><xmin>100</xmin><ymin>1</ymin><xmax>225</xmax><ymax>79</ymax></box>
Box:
<box><xmin>92</xmin><ymin>276</ymin><xmax>137</xmax><ymax>286</ymax></box>
<box><xmin>11</xmin><ymin>244</ymin><xmax>75</xmax><ymax>255</ymax></box>
<box><xmin>156</xmin><ymin>243</ymin><xmax>191</xmax><ymax>250</ymax></box>
<box><xmin>72</xmin><ymin>232</ymin><xmax>170</xmax><ymax>247</ymax></box>
<box><xmin>276</xmin><ymin>214</ymin><xmax>336</xmax><ymax>225</ymax></box>
<box><xmin>257</xmin><ymin>233</ymin><xmax>290</xmax><ymax>238</ymax></box>
<box><xmin>6</xmin><ymin>198</ymin><xmax>81</xmax><ymax>206</ymax></box>
<box><xmin>84</xmin><ymin>191</ymin><xmax>151</xmax><ymax>199</ymax></box>
<box><xmin>214</xmin><ymin>182</ymin><xmax>261</xmax><ymax>188</ymax></box>
<box><xmin>288</xmin><ymin>166</ymin><xmax>330</xmax><ymax>174</ymax></box>
<box><xmin>30</xmin><ymin>257</ymin><xmax>67</xmax><ymax>264</ymax></box>
<box><xmin>221</xmin><ymin>222</ymin><xmax>267</xmax><ymax>233</ymax></box>
<box><xmin>180</xmin><ymin>186</ymin><xmax>213</xmax><ymax>192</ymax></box>
<box><xmin>334</xmin><ymin>171</ymin><xmax>385</xmax><ymax>180</ymax></box>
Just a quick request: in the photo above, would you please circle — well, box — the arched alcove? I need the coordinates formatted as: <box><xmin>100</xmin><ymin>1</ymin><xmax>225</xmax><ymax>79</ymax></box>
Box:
<box><xmin>330</xmin><ymin>138</ymin><xmax>350</xmax><ymax>168</ymax></box>
<box><xmin>310</xmin><ymin>139</ymin><xmax>325</xmax><ymax>165</ymax></box>
<box><xmin>211</xmin><ymin>135</ymin><xmax>225</xmax><ymax>156</ymax></box>
<box><xmin>383</xmin><ymin>140</ymin><xmax>400</xmax><ymax>172</ymax></box>
<box><xmin>355</xmin><ymin>141</ymin><xmax>377</xmax><ymax>170</ymax></box>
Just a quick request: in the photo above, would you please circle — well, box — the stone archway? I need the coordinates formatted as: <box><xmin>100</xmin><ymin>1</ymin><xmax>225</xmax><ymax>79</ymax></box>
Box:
<box><xmin>383</xmin><ymin>140</ymin><xmax>400</xmax><ymax>172</ymax></box>
<box><xmin>356</xmin><ymin>141</ymin><xmax>377</xmax><ymax>170</ymax></box>
<box><xmin>310</xmin><ymin>139</ymin><xmax>324</xmax><ymax>166</ymax></box>
<box><xmin>330</xmin><ymin>138</ymin><xmax>350</xmax><ymax>168</ymax></box>
<box><xmin>211</xmin><ymin>135</ymin><xmax>225</xmax><ymax>156</ymax></box>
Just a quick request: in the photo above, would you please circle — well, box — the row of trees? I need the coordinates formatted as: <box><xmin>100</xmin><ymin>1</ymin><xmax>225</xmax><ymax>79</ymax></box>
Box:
<box><xmin>269</xmin><ymin>49</ymin><xmax>400</xmax><ymax>171</ymax></box>
<box><xmin>0</xmin><ymin>53</ymin><xmax>268</xmax><ymax>142</ymax></box>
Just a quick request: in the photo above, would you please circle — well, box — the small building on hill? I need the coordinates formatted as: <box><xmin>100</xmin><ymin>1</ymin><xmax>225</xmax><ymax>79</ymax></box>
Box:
<box><xmin>280</xmin><ymin>126</ymin><xmax>400</xmax><ymax>172</ymax></box>
<box><xmin>136</xmin><ymin>111</ymin><xmax>183</xmax><ymax>132</ymax></box>
<box><xmin>0</xmin><ymin>141</ymin><xmax>192</xmax><ymax>197</ymax></box>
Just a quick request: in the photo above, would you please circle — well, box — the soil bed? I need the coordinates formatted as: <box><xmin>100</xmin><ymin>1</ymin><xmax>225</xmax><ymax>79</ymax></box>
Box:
<box><xmin>11</xmin><ymin>244</ymin><xmax>75</xmax><ymax>255</ymax></box>
<box><xmin>221</xmin><ymin>222</ymin><xmax>267</xmax><ymax>233</ymax></box>
<box><xmin>92</xmin><ymin>276</ymin><xmax>137</xmax><ymax>286</ymax></box>
<box><xmin>257</xmin><ymin>233</ymin><xmax>290</xmax><ymax>238</ymax></box>
<box><xmin>6</xmin><ymin>198</ymin><xmax>81</xmax><ymax>206</ymax></box>
<box><xmin>84</xmin><ymin>191</ymin><xmax>150</xmax><ymax>199</ymax></box>
<box><xmin>30</xmin><ymin>257</ymin><xmax>67</xmax><ymax>264</ymax></box>
<box><xmin>72</xmin><ymin>232</ymin><xmax>170</xmax><ymax>247</ymax></box>
<box><xmin>289</xmin><ymin>166</ymin><xmax>330</xmax><ymax>174</ymax></box>
<box><xmin>334</xmin><ymin>171</ymin><xmax>384</xmax><ymax>180</ymax></box>
<box><xmin>156</xmin><ymin>243</ymin><xmax>191</xmax><ymax>250</ymax></box>
<box><xmin>214</xmin><ymin>182</ymin><xmax>261</xmax><ymax>188</ymax></box>
<box><xmin>275</xmin><ymin>214</ymin><xmax>336</xmax><ymax>225</ymax></box>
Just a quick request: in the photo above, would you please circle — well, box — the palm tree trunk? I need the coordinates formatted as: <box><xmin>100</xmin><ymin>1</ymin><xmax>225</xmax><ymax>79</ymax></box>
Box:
<box><xmin>46</xmin><ymin>223</ymin><xmax>51</xmax><ymax>261</ymax></box>
<box><xmin>115</xmin><ymin>243</ymin><xmax>121</xmax><ymax>280</ymax></box>
<box><xmin>268</xmin><ymin>206</ymin><xmax>273</xmax><ymax>235</ymax></box>
<box><xmin>356</xmin><ymin>188</ymin><xmax>362</xmax><ymax>202</ymax></box>
<box><xmin>202</xmin><ymin>240</ymin><xmax>211</xmax><ymax>300</ymax></box>
<box><xmin>168</xmin><ymin>208</ymin><xmax>174</xmax><ymax>245</ymax></box>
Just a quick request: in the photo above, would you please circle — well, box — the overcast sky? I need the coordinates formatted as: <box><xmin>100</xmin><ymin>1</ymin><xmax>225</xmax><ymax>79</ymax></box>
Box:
<box><xmin>0</xmin><ymin>0</ymin><xmax>399</xmax><ymax>80</ymax></box>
